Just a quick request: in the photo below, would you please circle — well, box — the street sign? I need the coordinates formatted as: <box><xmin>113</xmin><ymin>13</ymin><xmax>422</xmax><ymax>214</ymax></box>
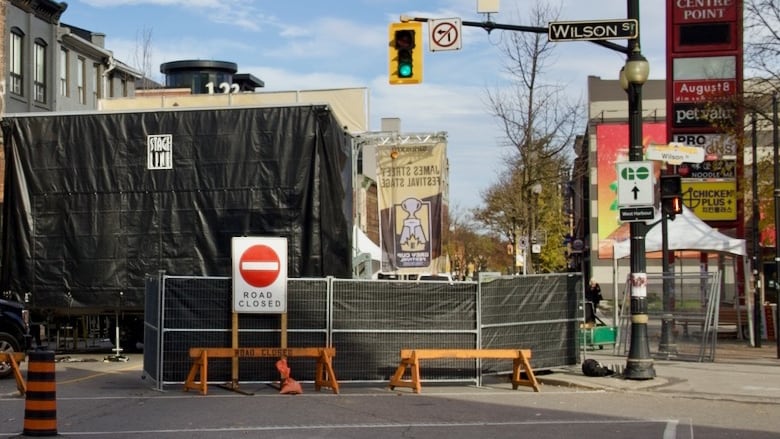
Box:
<box><xmin>232</xmin><ymin>237</ymin><xmax>288</xmax><ymax>313</ymax></box>
<box><xmin>548</xmin><ymin>19</ymin><xmax>638</xmax><ymax>42</ymax></box>
<box><xmin>619</xmin><ymin>206</ymin><xmax>655</xmax><ymax>222</ymax></box>
<box><xmin>616</xmin><ymin>161</ymin><xmax>654</xmax><ymax>207</ymax></box>
<box><xmin>429</xmin><ymin>18</ymin><xmax>462</xmax><ymax>51</ymax></box>
<box><xmin>646</xmin><ymin>142</ymin><xmax>705</xmax><ymax>165</ymax></box>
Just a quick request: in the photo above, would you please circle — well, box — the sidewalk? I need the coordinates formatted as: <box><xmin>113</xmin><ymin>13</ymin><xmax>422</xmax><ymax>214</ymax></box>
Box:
<box><xmin>538</xmin><ymin>340</ymin><xmax>780</xmax><ymax>403</ymax></box>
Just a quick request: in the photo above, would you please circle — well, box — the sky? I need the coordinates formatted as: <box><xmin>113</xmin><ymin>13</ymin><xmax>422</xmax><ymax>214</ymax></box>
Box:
<box><xmin>61</xmin><ymin>0</ymin><xmax>668</xmax><ymax>211</ymax></box>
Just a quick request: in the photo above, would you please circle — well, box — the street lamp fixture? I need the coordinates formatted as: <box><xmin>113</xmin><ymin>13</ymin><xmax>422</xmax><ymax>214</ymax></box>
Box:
<box><xmin>620</xmin><ymin>52</ymin><xmax>650</xmax><ymax>91</ymax></box>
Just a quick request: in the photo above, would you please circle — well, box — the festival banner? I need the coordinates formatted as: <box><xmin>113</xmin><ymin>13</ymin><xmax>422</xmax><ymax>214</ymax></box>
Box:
<box><xmin>376</xmin><ymin>142</ymin><xmax>446</xmax><ymax>274</ymax></box>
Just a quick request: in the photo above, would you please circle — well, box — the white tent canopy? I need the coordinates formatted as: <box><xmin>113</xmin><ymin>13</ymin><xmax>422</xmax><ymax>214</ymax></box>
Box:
<box><xmin>353</xmin><ymin>225</ymin><xmax>382</xmax><ymax>278</ymax></box>
<box><xmin>612</xmin><ymin>205</ymin><xmax>746</xmax><ymax>259</ymax></box>
<box><xmin>354</xmin><ymin>225</ymin><xmax>382</xmax><ymax>262</ymax></box>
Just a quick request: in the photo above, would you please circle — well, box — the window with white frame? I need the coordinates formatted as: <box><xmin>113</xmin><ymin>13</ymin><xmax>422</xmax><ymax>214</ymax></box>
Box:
<box><xmin>92</xmin><ymin>63</ymin><xmax>101</xmax><ymax>106</ymax></box>
<box><xmin>60</xmin><ymin>48</ymin><xmax>69</xmax><ymax>97</ymax></box>
<box><xmin>10</xmin><ymin>29</ymin><xmax>24</xmax><ymax>96</ymax></box>
<box><xmin>77</xmin><ymin>57</ymin><xmax>86</xmax><ymax>104</ymax></box>
<box><xmin>34</xmin><ymin>40</ymin><xmax>47</xmax><ymax>103</ymax></box>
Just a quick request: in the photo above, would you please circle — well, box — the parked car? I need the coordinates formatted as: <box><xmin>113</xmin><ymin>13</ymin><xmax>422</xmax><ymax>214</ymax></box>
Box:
<box><xmin>0</xmin><ymin>292</ymin><xmax>30</xmax><ymax>379</ymax></box>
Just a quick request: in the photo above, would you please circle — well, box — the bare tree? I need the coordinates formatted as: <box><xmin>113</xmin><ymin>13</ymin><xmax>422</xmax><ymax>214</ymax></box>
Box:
<box><xmin>133</xmin><ymin>26</ymin><xmax>158</xmax><ymax>89</ymax></box>
<box><xmin>474</xmin><ymin>1</ymin><xmax>579</xmax><ymax>274</ymax></box>
<box><xmin>745</xmin><ymin>0</ymin><xmax>780</xmax><ymax>94</ymax></box>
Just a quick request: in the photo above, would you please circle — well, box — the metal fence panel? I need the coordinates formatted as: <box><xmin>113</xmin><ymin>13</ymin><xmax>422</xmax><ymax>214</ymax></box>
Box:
<box><xmin>480</xmin><ymin>273</ymin><xmax>581</xmax><ymax>371</ymax></box>
<box><xmin>617</xmin><ymin>271</ymin><xmax>722</xmax><ymax>362</ymax></box>
<box><xmin>332</xmin><ymin>279</ymin><xmax>479</xmax><ymax>382</ymax></box>
<box><xmin>142</xmin><ymin>273</ymin><xmax>161</xmax><ymax>388</ymax></box>
<box><xmin>152</xmin><ymin>276</ymin><xmax>329</xmax><ymax>385</ymax></box>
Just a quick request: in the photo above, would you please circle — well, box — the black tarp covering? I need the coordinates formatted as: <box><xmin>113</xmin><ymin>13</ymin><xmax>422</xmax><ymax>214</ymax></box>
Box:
<box><xmin>1</xmin><ymin>104</ymin><xmax>352</xmax><ymax>311</ymax></box>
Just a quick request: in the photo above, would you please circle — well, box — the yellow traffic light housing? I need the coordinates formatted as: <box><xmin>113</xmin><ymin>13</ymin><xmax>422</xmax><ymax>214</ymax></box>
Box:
<box><xmin>388</xmin><ymin>22</ymin><xmax>423</xmax><ymax>85</ymax></box>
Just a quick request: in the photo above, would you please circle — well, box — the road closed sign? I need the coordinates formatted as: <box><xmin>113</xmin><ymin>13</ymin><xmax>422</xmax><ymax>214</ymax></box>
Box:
<box><xmin>232</xmin><ymin>237</ymin><xmax>288</xmax><ymax>313</ymax></box>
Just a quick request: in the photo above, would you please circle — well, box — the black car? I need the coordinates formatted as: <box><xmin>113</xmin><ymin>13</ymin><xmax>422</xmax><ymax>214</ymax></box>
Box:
<box><xmin>0</xmin><ymin>292</ymin><xmax>29</xmax><ymax>379</ymax></box>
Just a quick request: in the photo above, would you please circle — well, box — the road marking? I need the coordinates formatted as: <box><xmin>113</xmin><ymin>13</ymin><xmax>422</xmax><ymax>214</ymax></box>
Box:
<box><xmin>664</xmin><ymin>419</ymin><xmax>679</xmax><ymax>439</ymax></box>
<box><xmin>57</xmin><ymin>364</ymin><xmax>142</xmax><ymax>385</ymax></box>
<box><xmin>0</xmin><ymin>419</ymin><xmax>685</xmax><ymax>437</ymax></box>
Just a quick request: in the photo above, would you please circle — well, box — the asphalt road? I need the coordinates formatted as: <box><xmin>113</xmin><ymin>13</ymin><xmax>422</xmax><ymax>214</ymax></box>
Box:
<box><xmin>1</xmin><ymin>354</ymin><xmax>778</xmax><ymax>438</ymax></box>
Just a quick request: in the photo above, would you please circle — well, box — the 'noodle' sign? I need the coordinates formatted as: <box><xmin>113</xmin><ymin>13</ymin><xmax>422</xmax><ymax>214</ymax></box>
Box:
<box><xmin>231</xmin><ymin>237</ymin><xmax>287</xmax><ymax>313</ymax></box>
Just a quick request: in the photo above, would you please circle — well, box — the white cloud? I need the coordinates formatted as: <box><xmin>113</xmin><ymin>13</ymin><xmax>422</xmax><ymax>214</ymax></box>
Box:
<box><xmin>80</xmin><ymin>0</ymin><xmax>267</xmax><ymax>32</ymax></box>
<box><xmin>81</xmin><ymin>0</ymin><xmax>223</xmax><ymax>7</ymax></box>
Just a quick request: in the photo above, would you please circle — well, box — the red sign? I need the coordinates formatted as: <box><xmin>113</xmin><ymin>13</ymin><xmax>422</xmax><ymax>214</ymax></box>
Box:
<box><xmin>673</xmin><ymin>79</ymin><xmax>737</xmax><ymax>102</ymax></box>
<box><xmin>673</xmin><ymin>0</ymin><xmax>738</xmax><ymax>23</ymax></box>
<box><xmin>239</xmin><ymin>244</ymin><xmax>281</xmax><ymax>288</ymax></box>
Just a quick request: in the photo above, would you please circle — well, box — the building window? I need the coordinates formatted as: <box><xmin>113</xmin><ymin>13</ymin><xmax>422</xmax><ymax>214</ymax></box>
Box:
<box><xmin>10</xmin><ymin>29</ymin><xmax>24</xmax><ymax>96</ymax></box>
<box><xmin>92</xmin><ymin>63</ymin><xmax>101</xmax><ymax>105</ymax></box>
<box><xmin>77</xmin><ymin>57</ymin><xmax>86</xmax><ymax>104</ymax></box>
<box><xmin>121</xmin><ymin>77</ymin><xmax>128</xmax><ymax>97</ymax></box>
<box><xmin>33</xmin><ymin>40</ymin><xmax>47</xmax><ymax>103</ymax></box>
<box><xmin>60</xmin><ymin>48</ymin><xmax>69</xmax><ymax>97</ymax></box>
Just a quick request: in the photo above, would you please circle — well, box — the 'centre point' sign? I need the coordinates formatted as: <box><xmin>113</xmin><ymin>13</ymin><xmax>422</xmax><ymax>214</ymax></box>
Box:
<box><xmin>232</xmin><ymin>237</ymin><xmax>288</xmax><ymax>313</ymax></box>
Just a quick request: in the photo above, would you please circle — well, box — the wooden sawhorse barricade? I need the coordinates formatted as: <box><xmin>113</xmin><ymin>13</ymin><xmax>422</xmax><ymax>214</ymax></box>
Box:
<box><xmin>0</xmin><ymin>352</ymin><xmax>27</xmax><ymax>395</ymax></box>
<box><xmin>184</xmin><ymin>347</ymin><xmax>339</xmax><ymax>395</ymax></box>
<box><xmin>388</xmin><ymin>348</ymin><xmax>540</xmax><ymax>393</ymax></box>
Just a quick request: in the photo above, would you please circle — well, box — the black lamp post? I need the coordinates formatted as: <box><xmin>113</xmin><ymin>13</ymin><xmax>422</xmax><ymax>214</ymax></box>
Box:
<box><xmin>620</xmin><ymin>0</ymin><xmax>655</xmax><ymax>380</ymax></box>
<box><xmin>658</xmin><ymin>176</ymin><xmax>677</xmax><ymax>357</ymax></box>
<box><xmin>773</xmin><ymin>92</ymin><xmax>780</xmax><ymax>359</ymax></box>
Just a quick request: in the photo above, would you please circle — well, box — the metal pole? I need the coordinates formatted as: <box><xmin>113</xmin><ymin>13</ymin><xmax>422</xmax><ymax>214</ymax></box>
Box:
<box><xmin>773</xmin><ymin>93</ymin><xmax>779</xmax><ymax>358</ymax></box>
<box><xmin>624</xmin><ymin>0</ymin><xmax>655</xmax><ymax>379</ymax></box>
<box><xmin>658</xmin><ymin>175</ymin><xmax>677</xmax><ymax>356</ymax></box>
<box><xmin>752</xmin><ymin>113</ymin><xmax>762</xmax><ymax>347</ymax></box>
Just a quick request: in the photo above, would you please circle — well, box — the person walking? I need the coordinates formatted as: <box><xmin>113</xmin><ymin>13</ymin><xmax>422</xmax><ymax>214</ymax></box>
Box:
<box><xmin>585</xmin><ymin>278</ymin><xmax>603</xmax><ymax>323</ymax></box>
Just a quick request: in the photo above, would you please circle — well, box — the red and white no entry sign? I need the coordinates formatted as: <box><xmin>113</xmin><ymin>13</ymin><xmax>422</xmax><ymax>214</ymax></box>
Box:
<box><xmin>239</xmin><ymin>244</ymin><xmax>281</xmax><ymax>287</ymax></box>
<box><xmin>232</xmin><ymin>237</ymin><xmax>288</xmax><ymax>313</ymax></box>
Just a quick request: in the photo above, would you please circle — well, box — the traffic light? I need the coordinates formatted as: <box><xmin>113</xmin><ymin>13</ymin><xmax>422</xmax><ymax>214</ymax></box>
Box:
<box><xmin>660</xmin><ymin>174</ymin><xmax>683</xmax><ymax>220</ymax></box>
<box><xmin>388</xmin><ymin>22</ymin><xmax>423</xmax><ymax>85</ymax></box>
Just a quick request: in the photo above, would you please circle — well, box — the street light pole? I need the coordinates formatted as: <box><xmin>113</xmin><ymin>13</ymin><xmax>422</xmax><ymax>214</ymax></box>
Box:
<box><xmin>658</xmin><ymin>182</ymin><xmax>677</xmax><ymax>357</ymax></box>
<box><xmin>773</xmin><ymin>92</ymin><xmax>780</xmax><ymax>359</ymax></box>
<box><xmin>752</xmin><ymin>114</ymin><xmax>762</xmax><ymax>348</ymax></box>
<box><xmin>622</xmin><ymin>0</ymin><xmax>655</xmax><ymax>380</ymax></box>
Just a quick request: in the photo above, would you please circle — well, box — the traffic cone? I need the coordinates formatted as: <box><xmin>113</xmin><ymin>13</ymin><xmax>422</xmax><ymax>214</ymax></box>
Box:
<box><xmin>23</xmin><ymin>350</ymin><xmax>57</xmax><ymax>436</ymax></box>
<box><xmin>275</xmin><ymin>358</ymin><xmax>302</xmax><ymax>395</ymax></box>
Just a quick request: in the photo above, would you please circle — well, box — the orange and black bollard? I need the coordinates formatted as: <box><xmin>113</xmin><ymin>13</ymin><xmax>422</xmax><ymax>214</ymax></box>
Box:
<box><xmin>22</xmin><ymin>350</ymin><xmax>57</xmax><ymax>437</ymax></box>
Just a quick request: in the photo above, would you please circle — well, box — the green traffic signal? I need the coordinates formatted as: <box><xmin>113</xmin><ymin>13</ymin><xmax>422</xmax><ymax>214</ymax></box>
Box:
<box><xmin>388</xmin><ymin>22</ymin><xmax>422</xmax><ymax>85</ymax></box>
<box><xmin>395</xmin><ymin>30</ymin><xmax>415</xmax><ymax>78</ymax></box>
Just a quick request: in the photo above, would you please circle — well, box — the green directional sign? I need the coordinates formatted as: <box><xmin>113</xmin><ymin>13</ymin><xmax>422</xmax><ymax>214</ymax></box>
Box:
<box><xmin>616</xmin><ymin>161</ymin><xmax>654</xmax><ymax>207</ymax></box>
<box><xmin>620</xmin><ymin>165</ymin><xmax>651</xmax><ymax>181</ymax></box>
